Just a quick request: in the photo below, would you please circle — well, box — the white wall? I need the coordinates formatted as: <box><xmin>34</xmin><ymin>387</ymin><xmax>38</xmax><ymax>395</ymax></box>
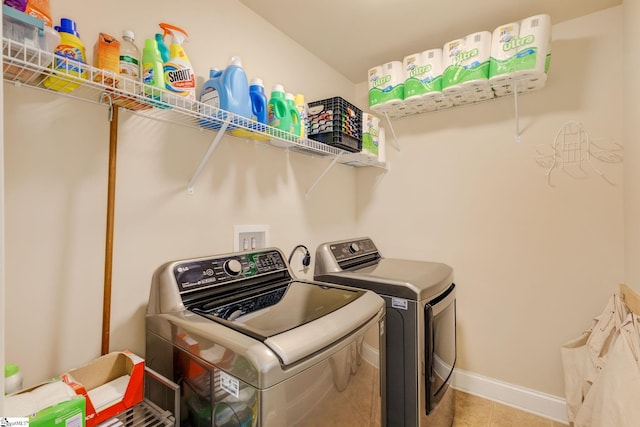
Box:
<box><xmin>624</xmin><ymin>0</ymin><xmax>640</xmax><ymax>287</ymax></box>
<box><xmin>354</xmin><ymin>7</ymin><xmax>624</xmax><ymax>397</ymax></box>
<box><xmin>3</xmin><ymin>0</ymin><xmax>358</xmax><ymax>386</ymax></box>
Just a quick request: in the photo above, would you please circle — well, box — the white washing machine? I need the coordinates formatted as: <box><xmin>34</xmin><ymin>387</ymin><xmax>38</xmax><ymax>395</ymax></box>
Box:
<box><xmin>315</xmin><ymin>237</ymin><xmax>456</xmax><ymax>427</ymax></box>
<box><xmin>146</xmin><ymin>247</ymin><xmax>386</xmax><ymax>426</ymax></box>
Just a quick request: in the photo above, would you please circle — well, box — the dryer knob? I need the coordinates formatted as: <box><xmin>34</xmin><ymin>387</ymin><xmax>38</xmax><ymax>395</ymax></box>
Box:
<box><xmin>224</xmin><ymin>259</ymin><xmax>243</xmax><ymax>276</ymax></box>
<box><xmin>348</xmin><ymin>242</ymin><xmax>360</xmax><ymax>254</ymax></box>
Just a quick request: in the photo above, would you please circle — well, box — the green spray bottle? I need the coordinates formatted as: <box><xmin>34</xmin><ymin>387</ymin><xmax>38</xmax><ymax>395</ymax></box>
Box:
<box><xmin>141</xmin><ymin>38</ymin><xmax>164</xmax><ymax>100</ymax></box>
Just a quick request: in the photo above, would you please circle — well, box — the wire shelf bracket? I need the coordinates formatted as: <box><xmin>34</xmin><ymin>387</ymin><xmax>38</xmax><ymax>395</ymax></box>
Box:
<box><xmin>305</xmin><ymin>151</ymin><xmax>344</xmax><ymax>199</ymax></box>
<box><xmin>382</xmin><ymin>111</ymin><xmax>402</xmax><ymax>152</ymax></box>
<box><xmin>187</xmin><ymin>117</ymin><xmax>232</xmax><ymax>194</ymax></box>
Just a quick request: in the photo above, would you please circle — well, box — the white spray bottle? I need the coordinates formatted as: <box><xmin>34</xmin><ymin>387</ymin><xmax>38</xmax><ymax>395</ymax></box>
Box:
<box><xmin>159</xmin><ymin>22</ymin><xmax>196</xmax><ymax>101</ymax></box>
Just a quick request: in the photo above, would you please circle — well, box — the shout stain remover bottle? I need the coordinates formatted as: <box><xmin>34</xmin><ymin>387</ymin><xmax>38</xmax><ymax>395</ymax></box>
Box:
<box><xmin>158</xmin><ymin>23</ymin><xmax>196</xmax><ymax>102</ymax></box>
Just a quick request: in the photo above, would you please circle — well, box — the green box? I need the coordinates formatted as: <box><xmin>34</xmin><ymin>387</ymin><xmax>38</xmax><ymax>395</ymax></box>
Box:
<box><xmin>28</xmin><ymin>395</ymin><xmax>86</xmax><ymax>427</ymax></box>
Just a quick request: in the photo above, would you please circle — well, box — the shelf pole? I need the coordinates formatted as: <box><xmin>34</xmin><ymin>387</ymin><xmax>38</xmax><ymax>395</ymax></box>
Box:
<box><xmin>513</xmin><ymin>80</ymin><xmax>521</xmax><ymax>143</ymax></box>
<box><xmin>187</xmin><ymin>117</ymin><xmax>232</xmax><ymax>194</ymax></box>
<box><xmin>305</xmin><ymin>151</ymin><xmax>343</xmax><ymax>199</ymax></box>
<box><xmin>102</xmin><ymin>104</ymin><xmax>119</xmax><ymax>355</ymax></box>
<box><xmin>383</xmin><ymin>111</ymin><xmax>401</xmax><ymax>152</ymax></box>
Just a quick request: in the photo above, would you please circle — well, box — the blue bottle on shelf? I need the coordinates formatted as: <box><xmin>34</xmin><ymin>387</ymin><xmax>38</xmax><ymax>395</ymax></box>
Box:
<box><xmin>249</xmin><ymin>78</ymin><xmax>268</xmax><ymax>130</ymax></box>
<box><xmin>198</xmin><ymin>56</ymin><xmax>252</xmax><ymax>130</ymax></box>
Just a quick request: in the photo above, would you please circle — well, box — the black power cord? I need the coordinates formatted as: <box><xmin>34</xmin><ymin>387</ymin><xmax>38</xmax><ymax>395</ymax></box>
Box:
<box><xmin>288</xmin><ymin>244</ymin><xmax>311</xmax><ymax>267</ymax></box>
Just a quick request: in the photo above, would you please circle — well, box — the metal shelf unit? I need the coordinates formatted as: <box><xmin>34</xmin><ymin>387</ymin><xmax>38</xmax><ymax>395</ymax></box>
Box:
<box><xmin>2</xmin><ymin>37</ymin><xmax>386</xmax><ymax>194</ymax></box>
<box><xmin>101</xmin><ymin>366</ymin><xmax>179</xmax><ymax>426</ymax></box>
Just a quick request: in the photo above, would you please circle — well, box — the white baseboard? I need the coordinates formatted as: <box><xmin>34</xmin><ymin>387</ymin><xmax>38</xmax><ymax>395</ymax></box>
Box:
<box><xmin>452</xmin><ymin>368</ymin><xmax>568</xmax><ymax>424</ymax></box>
<box><xmin>360</xmin><ymin>345</ymin><xmax>568</xmax><ymax>424</ymax></box>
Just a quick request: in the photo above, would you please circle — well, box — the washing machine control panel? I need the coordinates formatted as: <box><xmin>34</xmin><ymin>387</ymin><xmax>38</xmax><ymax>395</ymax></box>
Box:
<box><xmin>330</xmin><ymin>238</ymin><xmax>379</xmax><ymax>262</ymax></box>
<box><xmin>174</xmin><ymin>249</ymin><xmax>287</xmax><ymax>293</ymax></box>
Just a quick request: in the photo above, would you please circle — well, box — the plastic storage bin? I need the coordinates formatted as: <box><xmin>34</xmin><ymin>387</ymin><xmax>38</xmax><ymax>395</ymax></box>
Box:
<box><xmin>307</xmin><ymin>97</ymin><xmax>362</xmax><ymax>152</ymax></box>
<box><xmin>3</xmin><ymin>5</ymin><xmax>59</xmax><ymax>82</ymax></box>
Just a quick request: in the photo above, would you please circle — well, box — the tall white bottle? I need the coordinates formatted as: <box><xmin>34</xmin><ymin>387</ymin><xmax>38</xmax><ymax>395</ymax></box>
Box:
<box><xmin>119</xmin><ymin>30</ymin><xmax>141</xmax><ymax>92</ymax></box>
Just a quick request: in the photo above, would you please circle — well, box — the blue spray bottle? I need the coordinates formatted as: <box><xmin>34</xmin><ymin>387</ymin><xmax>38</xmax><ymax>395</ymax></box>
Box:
<box><xmin>155</xmin><ymin>33</ymin><xmax>169</xmax><ymax>63</ymax></box>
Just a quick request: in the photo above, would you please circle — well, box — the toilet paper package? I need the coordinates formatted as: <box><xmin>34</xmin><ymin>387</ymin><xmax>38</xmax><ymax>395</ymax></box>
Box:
<box><xmin>378</xmin><ymin>126</ymin><xmax>386</xmax><ymax>163</ymax></box>
<box><xmin>492</xmin><ymin>73</ymin><xmax>547</xmax><ymax>97</ymax></box>
<box><xmin>514</xmin><ymin>14</ymin><xmax>551</xmax><ymax>78</ymax></box>
<box><xmin>489</xmin><ymin>14</ymin><xmax>551</xmax><ymax>84</ymax></box>
<box><xmin>442</xmin><ymin>38</ymin><xmax>465</xmax><ymax>95</ymax></box>
<box><xmin>488</xmin><ymin>22</ymin><xmax>520</xmax><ymax>84</ymax></box>
<box><xmin>442</xmin><ymin>32</ymin><xmax>492</xmax><ymax>93</ymax></box>
<box><xmin>362</xmin><ymin>113</ymin><xmax>380</xmax><ymax>157</ymax></box>
<box><xmin>368</xmin><ymin>61</ymin><xmax>405</xmax><ymax>111</ymax></box>
<box><xmin>431</xmin><ymin>92</ymin><xmax>453</xmax><ymax>110</ymax></box>
<box><xmin>461</xmin><ymin>31</ymin><xmax>493</xmax><ymax>102</ymax></box>
<box><xmin>403</xmin><ymin>48</ymin><xmax>443</xmax><ymax>105</ymax></box>
<box><xmin>460</xmin><ymin>31</ymin><xmax>492</xmax><ymax>88</ymax></box>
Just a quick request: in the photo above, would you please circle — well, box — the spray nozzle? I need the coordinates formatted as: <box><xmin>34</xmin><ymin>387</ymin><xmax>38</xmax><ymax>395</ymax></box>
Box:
<box><xmin>159</xmin><ymin>22</ymin><xmax>189</xmax><ymax>45</ymax></box>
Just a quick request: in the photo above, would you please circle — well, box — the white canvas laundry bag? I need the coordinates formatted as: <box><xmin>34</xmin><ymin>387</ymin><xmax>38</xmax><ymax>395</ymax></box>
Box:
<box><xmin>560</xmin><ymin>293</ymin><xmax>629</xmax><ymax>423</ymax></box>
<box><xmin>574</xmin><ymin>311</ymin><xmax>640</xmax><ymax>426</ymax></box>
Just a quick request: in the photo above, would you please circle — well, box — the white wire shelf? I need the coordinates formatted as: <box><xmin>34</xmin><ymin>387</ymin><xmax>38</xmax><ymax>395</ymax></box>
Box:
<box><xmin>371</xmin><ymin>73</ymin><xmax>547</xmax><ymax>120</ymax></box>
<box><xmin>370</xmin><ymin>72</ymin><xmax>548</xmax><ymax>146</ymax></box>
<box><xmin>2</xmin><ymin>37</ymin><xmax>386</xmax><ymax>172</ymax></box>
<box><xmin>107</xmin><ymin>399</ymin><xmax>175</xmax><ymax>427</ymax></box>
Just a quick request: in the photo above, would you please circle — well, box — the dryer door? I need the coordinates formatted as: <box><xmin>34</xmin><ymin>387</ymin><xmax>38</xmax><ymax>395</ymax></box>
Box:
<box><xmin>425</xmin><ymin>283</ymin><xmax>457</xmax><ymax>414</ymax></box>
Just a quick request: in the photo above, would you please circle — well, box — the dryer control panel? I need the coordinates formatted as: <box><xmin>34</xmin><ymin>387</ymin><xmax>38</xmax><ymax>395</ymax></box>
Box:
<box><xmin>174</xmin><ymin>249</ymin><xmax>287</xmax><ymax>294</ymax></box>
<box><xmin>322</xmin><ymin>238</ymin><xmax>381</xmax><ymax>271</ymax></box>
<box><xmin>329</xmin><ymin>238</ymin><xmax>378</xmax><ymax>261</ymax></box>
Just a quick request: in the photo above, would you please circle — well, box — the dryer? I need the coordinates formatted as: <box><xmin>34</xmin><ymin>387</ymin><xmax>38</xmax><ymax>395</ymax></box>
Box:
<box><xmin>315</xmin><ymin>237</ymin><xmax>456</xmax><ymax>427</ymax></box>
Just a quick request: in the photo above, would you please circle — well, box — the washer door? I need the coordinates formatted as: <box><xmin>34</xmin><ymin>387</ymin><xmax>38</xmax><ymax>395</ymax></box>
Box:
<box><xmin>197</xmin><ymin>281</ymin><xmax>384</xmax><ymax>366</ymax></box>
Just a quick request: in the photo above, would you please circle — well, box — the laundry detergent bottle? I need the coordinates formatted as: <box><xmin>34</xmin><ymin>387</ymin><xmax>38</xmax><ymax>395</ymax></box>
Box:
<box><xmin>159</xmin><ymin>22</ymin><xmax>195</xmax><ymax>101</ymax></box>
<box><xmin>294</xmin><ymin>93</ymin><xmax>308</xmax><ymax>139</ymax></box>
<box><xmin>285</xmin><ymin>92</ymin><xmax>301</xmax><ymax>137</ymax></box>
<box><xmin>222</xmin><ymin>56</ymin><xmax>252</xmax><ymax>120</ymax></box>
<box><xmin>141</xmin><ymin>38</ymin><xmax>165</xmax><ymax>100</ymax></box>
<box><xmin>267</xmin><ymin>84</ymin><xmax>291</xmax><ymax>135</ymax></box>
<box><xmin>198</xmin><ymin>57</ymin><xmax>252</xmax><ymax>130</ymax></box>
<box><xmin>199</xmin><ymin>68</ymin><xmax>224</xmax><ymax>129</ymax></box>
<box><xmin>230</xmin><ymin>76</ymin><xmax>269</xmax><ymax>139</ymax></box>
<box><xmin>44</xmin><ymin>18</ymin><xmax>87</xmax><ymax>93</ymax></box>
<box><xmin>249</xmin><ymin>78</ymin><xmax>268</xmax><ymax>126</ymax></box>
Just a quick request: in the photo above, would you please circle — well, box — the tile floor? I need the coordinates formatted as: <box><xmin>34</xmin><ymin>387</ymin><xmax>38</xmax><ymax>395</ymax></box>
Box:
<box><xmin>453</xmin><ymin>390</ymin><xmax>568</xmax><ymax>427</ymax></box>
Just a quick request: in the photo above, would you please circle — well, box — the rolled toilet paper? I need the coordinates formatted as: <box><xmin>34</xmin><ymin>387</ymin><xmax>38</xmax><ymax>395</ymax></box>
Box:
<box><xmin>489</xmin><ymin>22</ymin><xmax>520</xmax><ymax>84</ymax></box>
<box><xmin>442</xmin><ymin>38</ymin><xmax>465</xmax><ymax>93</ymax></box>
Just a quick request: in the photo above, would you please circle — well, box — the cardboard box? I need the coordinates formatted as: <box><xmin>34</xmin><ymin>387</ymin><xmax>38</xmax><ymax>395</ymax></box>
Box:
<box><xmin>4</xmin><ymin>378</ymin><xmax>86</xmax><ymax>427</ymax></box>
<box><xmin>93</xmin><ymin>32</ymin><xmax>120</xmax><ymax>87</ymax></box>
<box><xmin>61</xmin><ymin>351</ymin><xmax>144</xmax><ymax>427</ymax></box>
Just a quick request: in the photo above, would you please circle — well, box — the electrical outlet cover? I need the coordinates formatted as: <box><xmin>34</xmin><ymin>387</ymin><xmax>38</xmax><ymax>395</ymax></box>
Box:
<box><xmin>234</xmin><ymin>225</ymin><xmax>270</xmax><ymax>252</ymax></box>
